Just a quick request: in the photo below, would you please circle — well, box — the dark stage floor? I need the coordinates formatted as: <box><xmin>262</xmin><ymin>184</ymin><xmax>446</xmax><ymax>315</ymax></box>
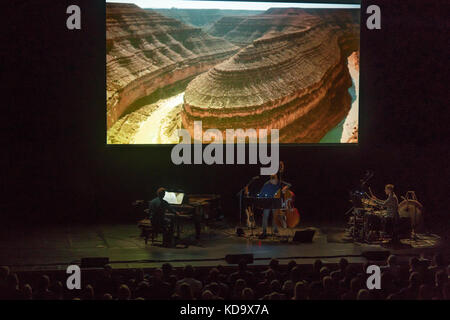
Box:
<box><xmin>0</xmin><ymin>221</ymin><xmax>444</xmax><ymax>272</ymax></box>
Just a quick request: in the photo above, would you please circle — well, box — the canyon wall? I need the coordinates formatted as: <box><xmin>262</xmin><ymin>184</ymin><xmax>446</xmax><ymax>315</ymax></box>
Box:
<box><xmin>207</xmin><ymin>9</ymin><xmax>321</xmax><ymax>46</ymax></box>
<box><xmin>183</xmin><ymin>9</ymin><xmax>359</xmax><ymax>143</ymax></box>
<box><xmin>150</xmin><ymin>9</ymin><xmax>264</xmax><ymax>29</ymax></box>
<box><xmin>106</xmin><ymin>3</ymin><xmax>239</xmax><ymax>130</ymax></box>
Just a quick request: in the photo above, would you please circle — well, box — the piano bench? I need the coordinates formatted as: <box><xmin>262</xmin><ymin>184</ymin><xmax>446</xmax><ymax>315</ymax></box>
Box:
<box><xmin>138</xmin><ymin>219</ymin><xmax>155</xmax><ymax>245</ymax></box>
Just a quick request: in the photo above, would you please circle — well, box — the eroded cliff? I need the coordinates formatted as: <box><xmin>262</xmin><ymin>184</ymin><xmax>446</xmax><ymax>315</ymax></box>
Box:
<box><xmin>183</xmin><ymin>9</ymin><xmax>360</xmax><ymax>143</ymax></box>
<box><xmin>106</xmin><ymin>3</ymin><xmax>239</xmax><ymax>131</ymax></box>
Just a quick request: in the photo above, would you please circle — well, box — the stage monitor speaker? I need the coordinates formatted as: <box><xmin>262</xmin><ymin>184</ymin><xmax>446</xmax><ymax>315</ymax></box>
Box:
<box><xmin>292</xmin><ymin>229</ymin><xmax>315</xmax><ymax>243</ymax></box>
<box><xmin>225</xmin><ymin>254</ymin><xmax>253</xmax><ymax>265</ymax></box>
<box><xmin>81</xmin><ymin>257</ymin><xmax>109</xmax><ymax>268</ymax></box>
<box><xmin>362</xmin><ymin>250</ymin><xmax>390</xmax><ymax>261</ymax></box>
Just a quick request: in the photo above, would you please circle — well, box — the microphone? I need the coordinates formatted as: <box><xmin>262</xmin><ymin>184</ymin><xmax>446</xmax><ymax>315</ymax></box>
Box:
<box><xmin>252</xmin><ymin>176</ymin><xmax>260</xmax><ymax>180</ymax></box>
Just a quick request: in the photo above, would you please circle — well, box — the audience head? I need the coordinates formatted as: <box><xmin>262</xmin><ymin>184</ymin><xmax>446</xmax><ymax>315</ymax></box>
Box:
<box><xmin>322</xmin><ymin>276</ymin><xmax>334</xmax><ymax>291</ymax></box>
<box><xmin>22</xmin><ymin>283</ymin><xmax>33</xmax><ymax>300</ymax></box>
<box><xmin>269</xmin><ymin>259</ymin><xmax>280</xmax><ymax>271</ymax></box>
<box><xmin>117</xmin><ymin>284</ymin><xmax>131</xmax><ymax>300</ymax></box>
<box><xmin>387</xmin><ymin>254</ymin><xmax>397</xmax><ymax>266</ymax></box>
<box><xmin>339</xmin><ymin>258</ymin><xmax>349</xmax><ymax>271</ymax></box>
<box><xmin>357</xmin><ymin>289</ymin><xmax>370</xmax><ymax>300</ymax></box>
<box><xmin>102</xmin><ymin>293</ymin><xmax>113</xmax><ymax>300</ymax></box>
<box><xmin>201</xmin><ymin>290</ymin><xmax>214</xmax><ymax>300</ymax></box>
<box><xmin>6</xmin><ymin>273</ymin><xmax>19</xmax><ymax>289</ymax></box>
<box><xmin>183</xmin><ymin>265</ymin><xmax>194</xmax><ymax>278</ymax></box>
<box><xmin>241</xmin><ymin>287</ymin><xmax>254</xmax><ymax>300</ymax></box>
<box><xmin>37</xmin><ymin>275</ymin><xmax>50</xmax><ymax>292</ymax></box>
<box><xmin>82</xmin><ymin>284</ymin><xmax>94</xmax><ymax>300</ymax></box>
<box><xmin>409</xmin><ymin>257</ymin><xmax>420</xmax><ymax>272</ymax></box>
<box><xmin>435</xmin><ymin>270</ymin><xmax>447</xmax><ymax>287</ymax></box>
<box><xmin>320</xmin><ymin>266</ymin><xmax>330</xmax><ymax>279</ymax></box>
<box><xmin>238</xmin><ymin>260</ymin><xmax>248</xmax><ymax>272</ymax></box>
<box><xmin>179</xmin><ymin>283</ymin><xmax>193</xmax><ymax>300</ymax></box>
<box><xmin>313</xmin><ymin>260</ymin><xmax>323</xmax><ymax>273</ymax></box>
<box><xmin>432</xmin><ymin>253</ymin><xmax>445</xmax><ymax>267</ymax></box>
<box><xmin>293</xmin><ymin>281</ymin><xmax>307</xmax><ymax>300</ymax></box>
<box><xmin>282</xmin><ymin>280</ymin><xmax>294</xmax><ymax>296</ymax></box>
<box><xmin>270</xmin><ymin>279</ymin><xmax>281</xmax><ymax>293</ymax></box>
<box><xmin>162</xmin><ymin>263</ymin><xmax>173</xmax><ymax>276</ymax></box>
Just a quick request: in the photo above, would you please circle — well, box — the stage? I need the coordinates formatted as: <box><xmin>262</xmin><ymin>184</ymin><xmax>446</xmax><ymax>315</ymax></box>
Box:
<box><xmin>0</xmin><ymin>220</ymin><xmax>444</xmax><ymax>272</ymax></box>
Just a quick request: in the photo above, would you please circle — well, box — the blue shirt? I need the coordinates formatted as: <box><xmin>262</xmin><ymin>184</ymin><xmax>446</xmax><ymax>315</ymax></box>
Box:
<box><xmin>259</xmin><ymin>181</ymin><xmax>281</xmax><ymax>198</ymax></box>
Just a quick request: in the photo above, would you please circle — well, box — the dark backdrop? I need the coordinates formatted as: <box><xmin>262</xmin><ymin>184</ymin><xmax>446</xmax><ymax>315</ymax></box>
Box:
<box><xmin>2</xmin><ymin>1</ymin><xmax>449</xmax><ymax>231</ymax></box>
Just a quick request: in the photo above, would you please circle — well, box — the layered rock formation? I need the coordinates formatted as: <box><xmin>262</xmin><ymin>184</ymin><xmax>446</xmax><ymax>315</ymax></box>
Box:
<box><xmin>183</xmin><ymin>9</ymin><xmax>359</xmax><ymax>143</ymax></box>
<box><xmin>150</xmin><ymin>9</ymin><xmax>264</xmax><ymax>29</ymax></box>
<box><xmin>207</xmin><ymin>9</ymin><xmax>321</xmax><ymax>46</ymax></box>
<box><xmin>106</xmin><ymin>3</ymin><xmax>239</xmax><ymax>131</ymax></box>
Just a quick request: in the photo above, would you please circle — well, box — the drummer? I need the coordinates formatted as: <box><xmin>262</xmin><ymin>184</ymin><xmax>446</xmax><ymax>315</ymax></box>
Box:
<box><xmin>371</xmin><ymin>184</ymin><xmax>400</xmax><ymax>243</ymax></box>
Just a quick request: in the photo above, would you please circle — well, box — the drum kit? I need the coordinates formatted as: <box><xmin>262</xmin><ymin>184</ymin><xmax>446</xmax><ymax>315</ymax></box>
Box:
<box><xmin>348</xmin><ymin>190</ymin><xmax>423</xmax><ymax>243</ymax></box>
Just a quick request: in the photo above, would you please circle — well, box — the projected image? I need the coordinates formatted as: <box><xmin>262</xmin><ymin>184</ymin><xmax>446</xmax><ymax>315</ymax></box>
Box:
<box><xmin>106</xmin><ymin>1</ymin><xmax>360</xmax><ymax>144</ymax></box>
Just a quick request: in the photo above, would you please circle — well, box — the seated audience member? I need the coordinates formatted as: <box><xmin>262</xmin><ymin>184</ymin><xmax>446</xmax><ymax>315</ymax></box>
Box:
<box><xmin>82</xmin><ymin>284</ymin><xmax>94</xmax><ymax>300</ymax></box>
<box><xmin>397</xmin><ymin>272</ymin><xmax>422</xmax><ymax>300</ymax></box>
<box><xmin>231</xmin><ymin>278</ymin><xmax>247</xmax><ymax>300</ymax></box>
<box><xmin>0</xmin><ymin>266</ymin><xmax>10</xmax><ymax>293</ymax></box>
<box><xmin>179</xmin><ymin>283</ymin><xmax>194</xmax><ymax>300</ymax></box>
<box><xmin>255</xmin><ymin>268</ymin><xmax>275</xmax><ymax>298</ymax></box>
<box><xmin>161</xmin><ymin>263</ymin><xmax>173</xmax><ymax>283</ymax></box>
<box><xmin>135</xmin><ymin>269</ymin><xmax>145</xmax><ymax>284</ymax></box>
<box><xmin>134</xmin><ymin>281</ymin><xmax>150</xmax><ymax>300</ymax></box>
<box><xmin>338</xmin><ymin>258</ymin><xmax>349</xmax><ymax>280</ymax></box>
<box><xmin>321</xmin><ymin>276</ymin><xmax>339</xmax><ymax>300</ymax></box>
<box><xmin>3</xmin><ymin>273</ymin><xmax>23</xmax><ymax>300</ymax></box>
<box><xmin>33</xmin><ymin>275</ymin><xmax>53</xmax><ymax>300</ymax></box>
<box><xmin>270</xmin><ymin>279</ymin><xmax>281</xmax><ymax>293</ymax></box>
<box><xmin>341</xmin><ymin>277</ymin><xmax>362</xmax><ymax>300</ymax></box>
<box><xmin>290</xmin><ymin>266</ymin><xmax>302</xmax><ymax>283</ymax></box>
<box><xmin>201</xmin><ymin>290</ymin><xmax>214</xmax><ymax>300</ymax></box>
<box><xmin>95</xmin><ymin>264</ymin><xmax>117</xmax><ymax>298</ymax></box>
<box><xmin>433</xmin><ymin>269</ymin><xmax>448</xmax><ymax>299</ymax></box>
<box><xmin>149</xmin><ymin>268</ymin><xmax>171</xmax><ymax>299</ymax></box>
<box><xmin>22</xmin><ymin>284</ymin><xmax>33</xmax><ymax>300</ymax></box>
<box><xmin>382</xmin><ymin>255</ymin><xmax>401</xmax><ymax>278</ymax></box>
<box><xmin>102</xmin><ymin>293</ymin><xmax>113</xmax><ymax>300</ymax></box>
<box><xmin>310</xmin><ymin>260</ymin><xmax>323</xmax><ymax>282</ymax></box>
<box><xmin>319</xmin><ymin>267</ymin><xmax>330</xmax><ymax>280</ymax></box>
<box><xmin>409</xmin><ymin>257</ymin><xmax>421</xmax><ymax>273</ymax></box>
<box><xmin>117</xmin><ymin>284</ymin><xmax>131</xmax><ymax>300</ymax></box>
<box><xmin>357</xmin><ymin>289</ymin><xmax>370</xmax><ymax>300</ymax></box>
<box><xmin>292</xmin><ymin>281</ymin><xmax>307</xmax><ymax>300</ymax></box>
<box><xmin>282</xmin><ymin>280</ymin><xmax>294</xmax><ymax>298</ymax></box>
<box><xmin>308</xmin><ymin>281</ymin><xmax>323</xmax><ymax>300</ymax></box>
<box><xmin>269</xmin><ymin>259</ymin><xmax>282</xmax><ymax>279</ymax></box>
<box><xmin>285</xmin><ymin>261</ymin><xmax>297</xmax><ymax>280</ymax></box>
<box><xmin>241</xmin><ymin>287</ymin><xmax>255</xmax><ymax>300</ymax></box>
<box><xmin>428</xmin><ymin>253</ymin><xmax>446</xmax><ymax>277</ymax></box>
<box><xmin>228</xmin><ymin>260</ymin><xmax>254</xmax><ymax>287</ymax></box>
<box><xmin>176</xmin><ymin>265</ymin><xmax>202</xmax><ymax>298</ymax></box>
<box><xmin>50</xmin><ymin>281</ymin><xmax>64</xmax><ymax>300</ymax></box>
<box><xmin>380</xmin><ymin>272</ymin><xmax>397</xmax><ymax>299</ymax></box>
<box><xmin>203</xmin><ymin>282</ymin><xmax>220</xmax><ymax>298</ymax></box>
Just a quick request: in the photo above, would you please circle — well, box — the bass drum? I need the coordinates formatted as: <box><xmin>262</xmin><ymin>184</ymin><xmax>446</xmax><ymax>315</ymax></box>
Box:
<box><xmin>398</xmin><ymin>199</ymin><xmax>424</xmax><ymax>232</ymax></box>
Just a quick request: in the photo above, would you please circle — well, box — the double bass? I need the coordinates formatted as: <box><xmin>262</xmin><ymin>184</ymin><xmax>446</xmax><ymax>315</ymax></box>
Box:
<box><xmin>274</xmin><ymin>161</ymin><xmax>301</xmax><ymax>228</ymax></box>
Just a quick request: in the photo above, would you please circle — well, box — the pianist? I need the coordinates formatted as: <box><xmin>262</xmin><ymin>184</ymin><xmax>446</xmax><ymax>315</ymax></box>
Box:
<box><xmin>258</xmin><ymin>174</ymin><xmax>282</xmax><ymax>239</ymax></box>
<box><xmin>149</xmin><ymin>187</ymin><xmax>178</xmax><ymax>235</ymax></box>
